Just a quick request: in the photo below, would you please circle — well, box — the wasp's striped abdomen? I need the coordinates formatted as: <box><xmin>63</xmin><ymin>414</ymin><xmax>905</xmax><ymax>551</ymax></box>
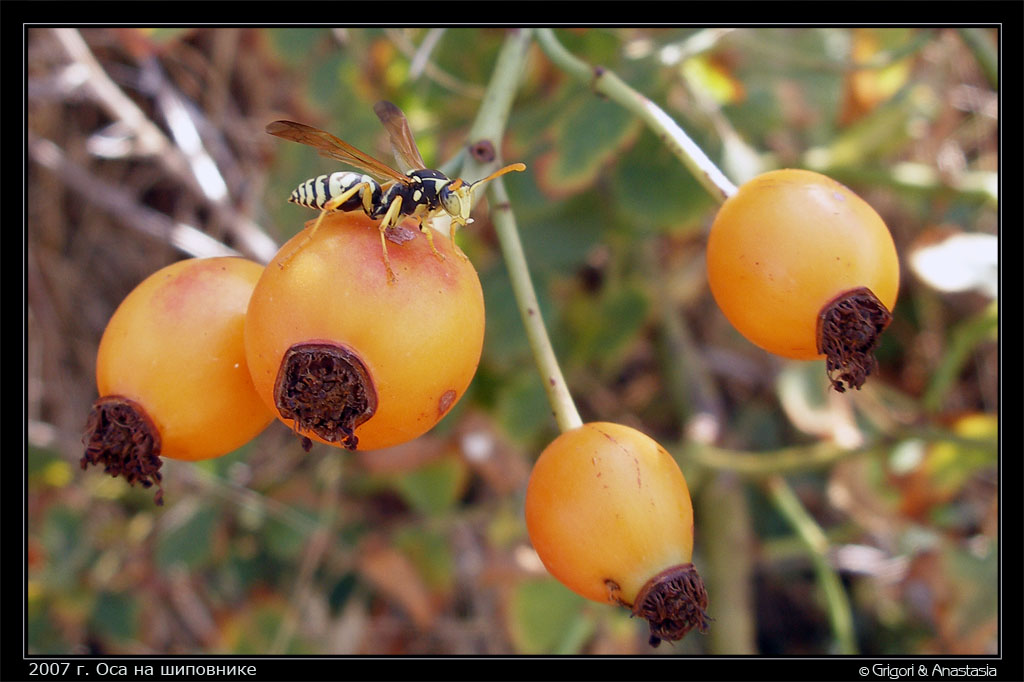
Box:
<box><xmin>289</xmin><ymin>172</ymin><xmax>382</xmax><ymax>214</ymax></box>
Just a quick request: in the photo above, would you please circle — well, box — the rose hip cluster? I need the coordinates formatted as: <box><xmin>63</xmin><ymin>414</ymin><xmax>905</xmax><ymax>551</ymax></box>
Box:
<box><xmin>81</xmin><ymin>166</ymin><xmax>898</xmax><ymax>647</ymax></box>
<box><xmin>81</xmin><ymin>211</ymin><xmax>484</xmax><ymax>503</ymax></box>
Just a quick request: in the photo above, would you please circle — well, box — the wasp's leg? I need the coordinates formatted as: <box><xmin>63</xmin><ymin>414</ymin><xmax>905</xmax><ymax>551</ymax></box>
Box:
<box><xmin>278</xmin><ymin>182</ymin><xmax>372</xmax><ymax>269</ymax></box>
<box><xmin>376</xmin><ymin>195</ymin><xmax>404</xmax><ymax>283</ymax></box>
<box><xmin>448</xmin><ymin>221</ymin><xmax>470</xmax><ymax>262</ymax></box>
<box><xmin>417</xmin><ymin>218</ymin><xmax>446</xmax><ymax>263</ymax></box>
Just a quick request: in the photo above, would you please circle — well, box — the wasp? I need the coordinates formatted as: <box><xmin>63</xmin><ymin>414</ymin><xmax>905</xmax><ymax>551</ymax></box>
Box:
<box><xmin>266</xmin><ymin>101</ymin><xmax>525</xmax><ymax>282</ymax></box>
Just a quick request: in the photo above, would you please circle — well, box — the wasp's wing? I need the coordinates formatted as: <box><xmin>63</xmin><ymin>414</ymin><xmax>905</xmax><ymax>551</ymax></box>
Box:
<box><xmin>373</xmin><ymin>101</ymin><xmax>428</xmax><ymax>174</ymax></box>
<box><xmin>266</xmin><ymin>120</ymin><xmax>410</xmax><ymax>185</ymax></box>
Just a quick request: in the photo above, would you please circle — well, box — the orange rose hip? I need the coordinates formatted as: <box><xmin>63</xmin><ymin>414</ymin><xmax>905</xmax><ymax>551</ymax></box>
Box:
<box><xmin>82</xmin><ymin>257</ymin><xmax>274</xmax><ymax>504</ymax></box>
<box><xmin>243</xmin><ymin>211</ymin><xmax>485</xmax><ymax>451</ymax></box>
<box><xmin>706</xmin><ymin>169</ymin><xmax>899</xmax><ymax>391</ymax></box>
<box><xmin>525</xmin><ymin>422</ymin><xmax>708</xmax><ymax>646</ymax></box>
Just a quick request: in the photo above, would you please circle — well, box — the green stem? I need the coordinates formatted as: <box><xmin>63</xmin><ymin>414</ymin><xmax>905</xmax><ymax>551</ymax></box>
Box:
<box><xmin>699</xmin><ymin>474</ymin><xmax>757</xmax><ymax>654</ymax></box>
<box><xmin>763</xmin><ymin>475</ymin><xmax>857</xmax><ymax>654</ymax></box>
<box><xmin>691</xmin><ymin>428</ymin><xmax>994</xmax><ymax>477</ymax></box>
<box><xmin>461</xmin><ymin>29</ymin><xmax>583</xmax><ymax>433</ymax></box>
<box><xmin>461</xmin><ymin>29</ymin><xmax>532</xmax><ymax>159</ymax></box>
<box><xmin>693</xmin><ymin>440</ymin><xmax>869</xmax><ymax>476</ymax></box>
<box><xmin>489</xmin><ymin>172</ymin><xmax>582</xmax><ymax>433</ymax></box>
<box><xmin>535</xmin><ymin>28</ymin><xmax>738</xmax><ymax>203</ymax></box>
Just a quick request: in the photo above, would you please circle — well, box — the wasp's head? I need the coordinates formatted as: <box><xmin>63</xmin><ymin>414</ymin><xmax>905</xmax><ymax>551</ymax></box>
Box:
<box><xmin>440</xmin><ymin>180</ymin><xmax>474</xmax><ymax>226</ymax></box>
<box><xmin>440</xmin><ymin>163</ymin><xmax>527</xmax><ymax>228</ymax></box>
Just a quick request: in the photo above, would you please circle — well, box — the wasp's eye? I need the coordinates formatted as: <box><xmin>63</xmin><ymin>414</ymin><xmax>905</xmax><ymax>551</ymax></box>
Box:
<box><xmin>440</xmin><ymin>187</ymin><xmax>462</xmax><ymax>218</ymax></box>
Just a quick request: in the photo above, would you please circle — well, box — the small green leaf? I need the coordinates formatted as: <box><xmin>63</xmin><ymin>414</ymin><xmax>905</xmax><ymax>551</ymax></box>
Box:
<box><xmin>267</xmin><ymin>28</ymin><xmax>332</xmax><ymax>66</ymax></box>
<box><xmin>611</xmin><ymin>132</ymin><xmax>718</xmax><ymax>232</ymax></box>
<box><xmin>923</xmin><ymin>302</ymin><xmax>998</xmax><ymax>412</ymax></box>
<box><xmin>41</xmin><ymin>507</ymin><xmax>90</xmax><ymax>584</ymax></box>
<box><xmin>91</xmin><ymin>591</ymin><xmax>139</xmax><ymax>641</ymax></box>
<box><xmin>264</xmin><ymin>510</ymin><xmax>313</xmax><ymax>560</ymax></box>
<box><xmin>495</xmin><ymin>373</ymin><xmax>556</xmax><ymax>445</ymax></box>
<box><xmin>393</xmin><ymin>527</ymin><xmax>455</xmax><ymax>594</ymax></box>
<box><xmin>156</xmin><ymin>504</ymin><xmax>219</xmax><ymax>571</ymax></box>
<box><xmin>391</xmin><ymin>456</ymin><xmax>468</xmax><ymax>516</ymax></box>
<box><xmin>537</xmin><ymin>97</ymin><xmax>640</xmax><ymax>198</ymax></box>
<box><xmin>564</xmin><ymin>283</ymin><xmax>650</xmax><ymax>369</ymax></box>
<box><xmin>480</xmin><ymin>263</ymin><xmax>554</xmax><ymax>369</ymax></box>
<box><xmin>517</xmin><ymin>193</ymin><xmax>611</xmax><ymax>274</ymax></box>
<box><xmin>507</xmin><ymin>578</ymin><xmax>591</xmax><ymax>654</ymax></box>
<box><xmin>553</xmin><ymin>28</ymin><xmax>623</xmax><ymax>67</ymax></box>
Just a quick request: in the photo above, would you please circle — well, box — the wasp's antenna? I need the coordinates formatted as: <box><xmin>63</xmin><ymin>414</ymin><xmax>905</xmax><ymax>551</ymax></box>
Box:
<box><xmin>468</xmin><ymin>163</ymin><xmax>526</xmax><ymax>192</ymax></box>
<box><xmin>458</xmin><ymin>162</ymin><xmax>528</xmax><ymax>224</ymax></box>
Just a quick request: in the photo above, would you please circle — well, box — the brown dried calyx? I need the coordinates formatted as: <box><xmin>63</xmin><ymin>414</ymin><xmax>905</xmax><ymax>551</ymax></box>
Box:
<box><xmin>631</xmin><ymin>563</ymin><xmax>710</xmax><ymax>647</ymax></box>
<box><xmin>81</xmin><ymin>395</ymin><xmax>164</xmax><ymax>505</ymax></box>
<box><xmin>817</xmin><ymin>287</ymin><xmax>893</xmax><ymax>393</ymax></box>
<box><xmin>274</xmin><ymin>342</ymin><xmax>377</xmax><ymax>451</ymax></box>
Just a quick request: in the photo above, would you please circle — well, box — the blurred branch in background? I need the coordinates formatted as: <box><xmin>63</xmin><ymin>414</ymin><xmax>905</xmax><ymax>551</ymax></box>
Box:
<box><xmin>763</xmin><ymin>475</ymin><xmax>856</xmax><ymax>654</ymax></box>
<box><xmin>468</xmin><ymin>29</ymin><xmax>585</xmax><ymax>434</ymax></box>
<box><xmin>41</xmin><ymin>28</ymin><xmax>278</xmax><ymax>263</ymax></box>
<box><xmin>536</xmin><ymin>28</ymin><xmax>739</xmax><ymax>201</ymax></box>
<box><xmin>384</xmin><ymin>28</ymin><xmax>487</xmax><ymax>100</ymax></box>
<box><xmin>28</xmin><ymin>133</ymin><xmax>241</xmax><ymax>259</ymax></box>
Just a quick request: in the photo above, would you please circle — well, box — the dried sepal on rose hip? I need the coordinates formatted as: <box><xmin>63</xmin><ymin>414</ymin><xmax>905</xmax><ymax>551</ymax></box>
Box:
<box><xmin>243</xmin><ymin>210</ymin><xmax>485</xmax><ymax>452</ymax></box>
<box><xmin>81</xmin><ymin>257</ymin><xmax>275</xmax><ymax>504</ymax></box>
<box><xmin>706</xmin><ymin>169</ymin><xmax>900</xmax><ymax>391</ymax></box>
<box><xmin>524</xmin><ymin>422</ymin><xmax>709</xmax><ymax>646</ymax></box>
